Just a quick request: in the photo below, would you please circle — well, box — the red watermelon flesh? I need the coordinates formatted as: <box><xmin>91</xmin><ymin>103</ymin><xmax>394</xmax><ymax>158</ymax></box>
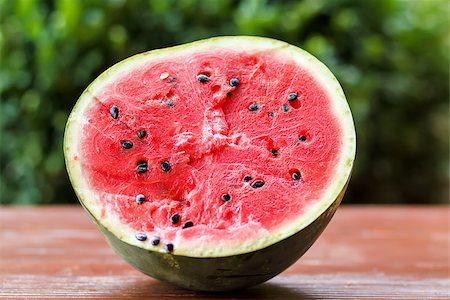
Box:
<box><xmin>66</xmin><ymin>37</ymin><xmax>355</xmax><ymax>257</ymax></box>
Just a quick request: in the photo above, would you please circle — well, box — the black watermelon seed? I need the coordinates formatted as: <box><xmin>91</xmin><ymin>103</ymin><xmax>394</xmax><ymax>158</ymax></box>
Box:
<box><xmin>136</xmin><ymin>160</ymin><xmax>148</xmax><ymax>173</ymax></box>
<box><xmin>288</xmin><ymin>92</ymin><xmax>298</xmax><ymax>101</ymax></box>
<box><xmin>269</xmin><ymin>149</ymin><xmax>279</xmax><ymax>156</ymax></box>
<box><xmin>243</xmin><ymin>175</ymin><xmax>252</xmax><ymax>182</ymax></box>
<box><xmin>165</xmin><ymin>242</ymin><xmax>174</xmax><ymax>253</ymax></box>
<box><xmin>135</xmin><ymin>232</ymin><xmax>147</xmax><ymax>241</ymax></box>
<box><xmin>167</xmin><ymin>77</ymin><xmax>177</xmax><ymax>83</ymax></box>
<box><xmin>282</xmin><ymin>104</ymin><xmax>291</xmax><ymax>113</ymax></box>
<box><xmin>292</xmin><ymin>171</ymin><xmax>301</xmax><ymax>181</ymax></box>
<box><xmin>182</xmin><ymin>221</ymin><xmax>194</xmax><ymax>229</ymax></box>
<box><xmin>268</xmin><ymin>112</ymin><xmax>275</xmax><ymax>118</ymax></box>
<box><xmin>230</xmin><ymin>77</ymin><xmax>240</xmax><ymax>87</ymax></box>
<box><xmin>251</xmin><ymin>180</ymin><xmax>265</xmax><ymax>189</ymax></box>
<box><xmin>221</xmin><ymin>193</ymin><xmax>231</xmax><ymax>202</ymax></box>
<box><xmin>249</xmin><ymin>104</ymin><xmax>260</xmax><ymax>111</ymax></box>
<box><xmin>137</xmin><ymin>130</ymin><xmax>147</xmax><ymax>139</ymax></box>
<box><xmin>196</xmin><ymin>74</ymin><xmax>210</xmax><ymax>82</ymax></box>
<box><xmin>165</xmin><ymin>99</ymin><xmax>174</xmax><ymax>107</ymax></box>
<box><xmin>109</xmin><ymin>105</ymin><xmax>119</xmax><ymax>119</ymax></box>
<box><xmin>135</xmin><ymin>194</ymin><xmax>145</xmax><ymax>204</ymax></box>
<box><xmin>299</xmin><ymin>135</ymin><xmax>307</xmax><ymax>142</ymax></box>
<box><xmin>151</xmin><ymin>236</ymin><xmax>160</xmax><ymax>246</ymax></box>
<box><xmin>170</xmin><ymin>213</ymin><xmax>180</xmax><ymax>224</ymax></box>
<box><xmin>161</xmin><ymin>161</ymin><xmax>171</xmax><ymax>172</ymax></box>
<box><xmin>120</xmin><ymin>140</ymin><xmax>133</xmax><ymax>149</ymax></box>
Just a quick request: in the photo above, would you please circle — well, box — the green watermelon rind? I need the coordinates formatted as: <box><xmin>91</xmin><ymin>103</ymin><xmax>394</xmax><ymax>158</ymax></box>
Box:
<box><xmin>64</xmin><ymin>36</ymin><xmax>355</xmax><ymax>260</ymax></box>
<box><xmin>80</xmin><ymin>181</ymin><xmax>347</xmax><ymax>291</ymax></box>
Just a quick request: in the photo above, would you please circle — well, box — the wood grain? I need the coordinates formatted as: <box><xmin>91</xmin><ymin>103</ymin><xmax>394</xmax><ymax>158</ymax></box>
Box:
<box><xmin>0</xmin><ymin>205</ymin><xmax>449</xmax><ymax>299</ymax></box>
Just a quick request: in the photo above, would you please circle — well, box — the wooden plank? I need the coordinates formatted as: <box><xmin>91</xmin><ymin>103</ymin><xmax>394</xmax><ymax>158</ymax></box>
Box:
<box><xmin>0</xmin><ymin>206</ymin><xmax>448</xmax><ymax>299</ymax></box>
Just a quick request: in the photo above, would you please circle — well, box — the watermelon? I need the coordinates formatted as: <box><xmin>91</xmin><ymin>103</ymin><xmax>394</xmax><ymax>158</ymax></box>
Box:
<box><xmin>64</xmin><ymin>36</ymin><xmax>355</xmax><ymax>291</ymax></box>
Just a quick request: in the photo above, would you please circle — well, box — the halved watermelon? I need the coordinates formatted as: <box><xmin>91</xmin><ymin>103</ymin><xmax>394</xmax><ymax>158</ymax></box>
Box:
<box><xmin>64</xmin><ymin>36</ymin><xmax>356</xmax><ymax>291</ymax></box>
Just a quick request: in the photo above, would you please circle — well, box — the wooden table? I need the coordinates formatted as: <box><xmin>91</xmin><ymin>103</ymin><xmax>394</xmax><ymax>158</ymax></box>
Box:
<box><xmin>0</xmin><ymin>205</ymin><xmax>448</xmax><ymax>299</ymax></box>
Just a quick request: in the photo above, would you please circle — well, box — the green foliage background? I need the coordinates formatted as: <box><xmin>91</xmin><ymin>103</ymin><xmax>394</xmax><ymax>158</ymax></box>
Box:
<box><xmin>1</xmin><ymin>0</ymin><xmax>448</xmax><ymax>205</ymax></box>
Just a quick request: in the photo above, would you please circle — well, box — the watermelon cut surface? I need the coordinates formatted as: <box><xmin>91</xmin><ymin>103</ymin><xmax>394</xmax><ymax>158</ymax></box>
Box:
<box><xmin>65</xmin><ymin>36</ymin><xmax>355</xmax><ymax>290</ymax></box>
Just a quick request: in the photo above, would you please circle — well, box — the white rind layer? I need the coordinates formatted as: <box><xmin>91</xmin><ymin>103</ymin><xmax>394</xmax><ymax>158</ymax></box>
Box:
<box><xmin>64</xmin><ymin>36</ymin><xmax>356</xmax><ymax>258</ymax></box>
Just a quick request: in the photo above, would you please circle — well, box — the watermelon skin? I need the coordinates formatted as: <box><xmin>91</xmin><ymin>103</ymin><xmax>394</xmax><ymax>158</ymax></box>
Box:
<box><xmin>81</xmin><ymin>185</ymin><xmax>344</xmax><ymax>291</ymax></box>
<box><xmin>65</xmin><ymin>36</ymin><xmax>356</xmax><ymax>291</ymax></box>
